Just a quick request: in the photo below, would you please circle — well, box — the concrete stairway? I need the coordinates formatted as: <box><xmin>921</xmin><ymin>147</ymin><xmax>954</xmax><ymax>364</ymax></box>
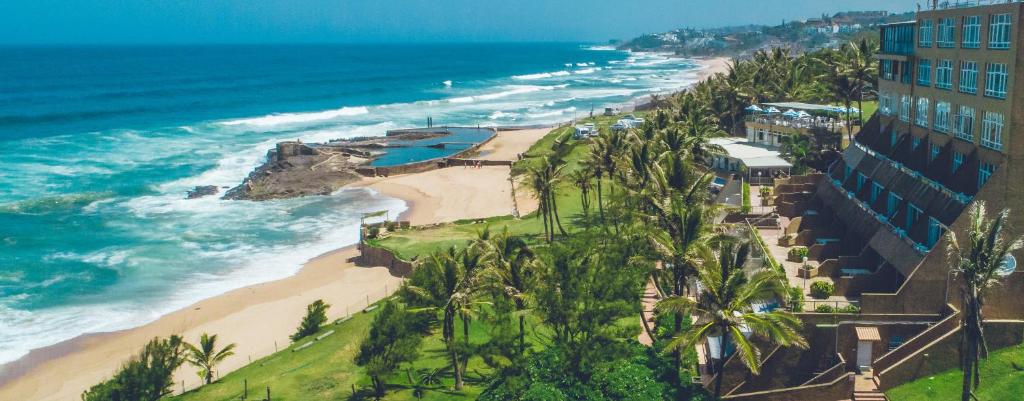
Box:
<box><xmin>853</xmin><ymin>371</ymin><xmax>887</xmax><ymax>401</ymax></box>
<box><xmin>638</xmin><ymin>279</ymin><xmax>660</xmax><ymax>346</ymax></box>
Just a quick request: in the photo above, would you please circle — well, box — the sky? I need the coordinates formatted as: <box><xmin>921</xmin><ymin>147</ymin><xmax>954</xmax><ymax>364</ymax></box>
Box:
<box><xmin>0</xmin><ymin>0</ymin><xmax>919</xmax><ymax>45</ymax></box>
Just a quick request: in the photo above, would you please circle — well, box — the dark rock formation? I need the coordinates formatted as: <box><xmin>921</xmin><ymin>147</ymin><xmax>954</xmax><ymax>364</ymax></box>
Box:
<box><xmin>186</xmin><ymin>185</ymin><xmax>219</xmax><ymax>199</ymax></box>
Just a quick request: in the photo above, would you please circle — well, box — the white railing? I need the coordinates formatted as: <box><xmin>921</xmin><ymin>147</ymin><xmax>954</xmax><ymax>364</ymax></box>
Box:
<box><xmin>933</xmin><ymin>0</ymin><xmax>1023</xmax><ymax>10</ymax></box>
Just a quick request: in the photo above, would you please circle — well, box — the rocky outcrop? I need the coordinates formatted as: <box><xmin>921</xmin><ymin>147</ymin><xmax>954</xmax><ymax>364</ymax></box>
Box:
<box><xmin>223</xmin><ymin>142</ymin><xmax>366</xmax><ymax>201</ymax></box>
<box><xmin>186</xmin><ymin>185</ymin><xmax>219</xmax><ymax>199</ymax></box>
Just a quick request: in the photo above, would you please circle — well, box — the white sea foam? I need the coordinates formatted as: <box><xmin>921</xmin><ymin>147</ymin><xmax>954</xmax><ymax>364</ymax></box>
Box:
<box><xmin>488</xmin><ymin>111</ymin><xmax>518</xmax><ymax>120</ymax></box>
<box><xmin>219</xmin><ymin>106</ymin><xmax>370</xmax><ymax>127</ymax></box>
<box><xmin>512</xmin><ymin>71</ymin><xmax>571</xmax><ymax>80</ymax></box>
<box><xmin>443</xmin><ymin>80</ymin><xmax>453</xmax><ymax>87</ymax></box>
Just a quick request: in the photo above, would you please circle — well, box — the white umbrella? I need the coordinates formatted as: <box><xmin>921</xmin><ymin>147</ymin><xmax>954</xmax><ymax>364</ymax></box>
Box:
<box><xmin>797</xmin><ymin>110</ymin><xmax>811</xmax><ymax>118</ymax></box>
<box><xmin>782</xmin><ymin>109</ymin><xmax>800</xmax><ymax>118</ymax></box>
<box><xmin>765</xmin><ymin>107</ymin><xmax>781</xmax><ymax>114</ymax></box>
<box><xmin>745</xmin><ymin>104</ymin><xmax>763</xmax><ymax>113</ymax></box>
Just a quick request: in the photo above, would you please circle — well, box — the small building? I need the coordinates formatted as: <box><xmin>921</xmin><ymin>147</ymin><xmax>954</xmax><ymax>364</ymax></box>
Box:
<box><xmin>573</xmin><ymin>123</ymin><xmax>598</xmax><ymax>139</ymax></box>
<box><xmin>610</xmin><ymin>115</ymin><xmax>645</xmax><ymax>131</ymax></box>
<box><xmin>603</xmin><ymin>107</ymin><xmax>620</xmax><ymax>116</ymax></box>
<box><xmin>708</xmin><ymin>137</ymin><xmax>792</xmax><ymax>184</ymax></box>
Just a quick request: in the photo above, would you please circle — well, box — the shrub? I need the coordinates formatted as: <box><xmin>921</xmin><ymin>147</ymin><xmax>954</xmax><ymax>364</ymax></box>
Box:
<box><xmin>81</xmin><ymin>336</ymin><xmax>186</xmax><ymax>401</ymax></box>
<box><xmin>787</xmin><ymin>286</ymin><xmax>805</xmax><ymax>312</ymax></box>
<box><xmin>291</xmin><ymin>299</ymin><xmax>330</xmax><ymax>342</ymax></box>
<box><xmin>815</xmin><ymin>304</ymin><xmax>834</xmax><ymax>313</ymax></box>
<box><xmin>810</xmin><ymin>281</ymin><xmax>835</xmax><ymax>299</ymax></box>
<box><xmin>787</xmin><ymin>246</ymin><xmax>809</xmax><ymax>262</ymax></box>
<box><xmin>741</xmin><ymin>182</ymin><xmax>752</xmax><ymax>213</ymax></box>
<box><xmin>759</xmin><ymin>186</ymin><xmax>772</xmax><ymax>206</ymax></box>
<box><xmin>837</xmin><ymin>304</ymin><xmax>861</xmax><ymax>314</ymax></box>
<box><xmin>367</xmin><ymin>226</ymin><xmax>380</xmax><ymax>239</ymax></box>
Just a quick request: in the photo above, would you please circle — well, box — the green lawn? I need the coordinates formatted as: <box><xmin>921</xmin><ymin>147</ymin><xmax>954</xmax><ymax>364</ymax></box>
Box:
<box><xmin>886</xmin><ymin>344</ymin><xmax>1024</xmax><ymax>401</ymax></box>
<box><xmin>174</xmin><ymin>302</ymin><xmax>499</xmax><ymax>401</ymax></box>
<box><xmin>371</xmin><ymin>113</ymin><xmax>631</xmax><ymax>261</ymax></box>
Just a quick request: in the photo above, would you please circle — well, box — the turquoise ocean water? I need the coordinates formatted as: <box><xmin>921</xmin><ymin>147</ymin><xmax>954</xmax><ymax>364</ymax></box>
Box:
<box><xmin>0</xmin><ymin>43</ymin><xmax>701</xmax><ymax>364</ymax></box>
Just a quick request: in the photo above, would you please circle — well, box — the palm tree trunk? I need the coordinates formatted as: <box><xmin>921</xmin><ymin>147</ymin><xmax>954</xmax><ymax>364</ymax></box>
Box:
<box><xmin>550</xmin><ymin>190</ymin><xmax>568</xmax><ymax>236</ymax></box>
<box><xmin>451</xmin><ymin>345</ymin><xmax>463</xmax><ymax>391</ymax></box>
<box><xmin>714</xmin><ymin>327</ymin><xmax>729</xmax><ymax>399</ymax></box>
<box><xmin>518</xmin><ymin>314</ymin><xmax>526</xmax><ymax>354</ymax></box>
<box><xmin>596</xmin><ymin>177</ymin><xmax>606</xmax><ymax>228</ymax></box>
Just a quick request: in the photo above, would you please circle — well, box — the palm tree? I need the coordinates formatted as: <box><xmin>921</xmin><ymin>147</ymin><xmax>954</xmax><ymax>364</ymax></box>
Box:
<box><xmin>526</xmin><ymin>156</ymin><xmax>568</xmax><ymax>241</ymax></box>
<box><xmin>184</xmin><ymin>333</ymin><xmax>236</xmax><ymax>385</ymax></box>
<box><xmin>946</xmin><ymin>202</ymin><xmax>1023</xmax><ymax>401</ymax></box>
<box><xmin>842</xmin><ymin>39</ymin><xmax>879</xmax><ymax>126</ymax></box>
<box><xmin>480</xmin><ymin>228</ymin><xmax>537</xmax><ymax>353</ymax></box>
<box><xmin>590</xmin><ymin>130</ymin><xmax>624</xmax><ymax>227</ymax></box>
<box><xmin>404</xmin><ymin>247</ymin><xmax>486</xmax><ymax>390</ymax></box>
<box><xmin>570</xmin><ymin>168</ymin><xmax>592</xmax><ymax>217</ymax></box>
<box><xmin>658</xmin><ymin>240</ymin><xmax>808</xmax><ymax>399</ymax></box>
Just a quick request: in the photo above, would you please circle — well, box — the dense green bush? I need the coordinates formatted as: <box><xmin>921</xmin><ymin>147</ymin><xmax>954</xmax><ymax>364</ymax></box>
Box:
<box><xmin>836</xmin><ymin>304</ymin><xmax>861</xmax><ymax>314</ymax></box>
<box><xmin>787</xmin><ymin>246</ymin><xmax>809</xmax><ymax>262</ymax></box>
<box><xmin>291</xmin><ymin>299</ymin><xmax>330</xmax><ymax>342</ymax></box>
<box><xmin>787</xmin><ymin>286</ymin><xmax>805</xmax><ymax>312</ymax></box>
<box><xmin>814</xmin><ymin>304</ymin><xmax>834</xmax><ymax>313</ymax></box>
<box><xmin>810</xmin><ymin>281</ymin><xmax>835</xmax><ymax>299</ymax></box>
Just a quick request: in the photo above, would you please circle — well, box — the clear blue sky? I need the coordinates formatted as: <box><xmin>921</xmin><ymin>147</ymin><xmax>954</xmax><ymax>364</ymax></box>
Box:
<box><xmin>0</xmin><ymin>0</ymin><xmax>918</xmax><ymax>44</ymax></box>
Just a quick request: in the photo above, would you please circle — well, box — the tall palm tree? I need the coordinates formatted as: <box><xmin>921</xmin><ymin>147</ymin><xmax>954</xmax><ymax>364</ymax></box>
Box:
<box><xmin>479</xmin><ymin>228</ymin><xmax>537</xmax><ymax>353</ymax></box>
<box><xmin>842</xmin><ymin>39</ymin><xmax>879</xmax><ymax>125</ymax></box>
<box><xmin>946</xmin><ymin>202</ymin><xmax>1023</xmax><ymax>401</ymax></box>
<box><xmin>569</xmin><ymin>169</ymin><xmax>592</xmax><ymax>216</ymax></box>
<box><xmin>658</xmin><ymin>241</ymin><xmax>808</xmax><ymax>399</ymax></box>
<box><xmin>184</xmin><ymin>333</ymin><xmax>237</xmax><ymax>385</ymax></box>
<box><xmin>404</xmin><ymin>247</ymin><xmax>487</xmax><ymax>390</ymax></box>
<box><xmin>526</xmin><ymin>156</ymin><xmax>567</xmax><ymax>242</ymax></box>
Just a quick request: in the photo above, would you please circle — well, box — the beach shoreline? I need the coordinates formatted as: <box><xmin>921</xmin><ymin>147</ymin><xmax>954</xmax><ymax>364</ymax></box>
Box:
<box><xmin>0</xmin><ymin>56</ymin><xmax>729</xmax><ymax>401</ymax></box>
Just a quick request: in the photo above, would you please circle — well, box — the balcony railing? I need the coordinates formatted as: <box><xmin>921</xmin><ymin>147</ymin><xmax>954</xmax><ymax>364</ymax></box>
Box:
<box><xmin>932</xmin><ymin>0</ymin><xmax>1024</xmax><ymax>10</ymax></box>
<box><xmin>825</xmin><ymin>170</ymin><xmax>930</xmax><ymax>255</ymax></box>
<box><xmin>851</xmin><ymin>141</ymin><xmax>973</xmax><ymax>205</ymax></box>
<box><xmin>746</xmin><ymin>116</ymin><xmax>843</xmax><ymax>131</ymax></box>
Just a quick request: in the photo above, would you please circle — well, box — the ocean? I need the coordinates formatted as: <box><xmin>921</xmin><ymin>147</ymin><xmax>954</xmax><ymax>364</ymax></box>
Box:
<box><xmin>0</xmin><ymin>43</ymin><xmax>701</xmax><ymax>364</ymax></box>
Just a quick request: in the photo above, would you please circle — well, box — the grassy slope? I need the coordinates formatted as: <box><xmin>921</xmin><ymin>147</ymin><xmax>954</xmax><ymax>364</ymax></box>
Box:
<box><xmin>173</xmin><ymin>114</ymin><xmax>640</xmax><ymax>401</ymax></box>
<box><xmin>372</xmin><ymin>114</ymin><xmax>631</xmax><ymax>261</ymax></box>
<box><xmin>886</xmin><ymin>344</ymin><xmax>1024</xmax><ymax>401</ymax></box>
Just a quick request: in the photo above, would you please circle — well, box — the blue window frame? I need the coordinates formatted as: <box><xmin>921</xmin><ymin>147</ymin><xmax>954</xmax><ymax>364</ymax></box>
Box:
<box><xmin>928</xmin><ymin>217</ymin><xmax>944</xmax><ymax>248</ymax></box>
<box><xmin>887</xmin><ymin>193</ymin><xmax>902</xmax><ymax>217</ymax></box>
<box><xmin>871</xmin><ymin>183</ymin><xmax>884</xmax><ymax>204</ymax></box>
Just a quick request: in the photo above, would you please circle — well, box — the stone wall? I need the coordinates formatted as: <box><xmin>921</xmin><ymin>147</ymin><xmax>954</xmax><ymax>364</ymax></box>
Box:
<box><xmin>721</xmin><ymin>373</ymin><xmax>853</xmax><ymax>401</ymax></box>
<box><xmin>877</xmin><ymin>320</ymin><xmax>1024</xmax><ymax>391</ymax></box>
<box><xmin>357</xmin><ymin>243</ymin><xmax>416</xmax><ymax>277</ymax></box>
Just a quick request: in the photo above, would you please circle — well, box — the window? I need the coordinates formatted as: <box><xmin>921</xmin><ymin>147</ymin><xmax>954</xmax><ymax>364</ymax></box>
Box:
<box><xmin>985</xmin><ymin>63</ymin><xmax>1007</xmax><ymax>99</ymax></box>
<box><xmin>913</xmin><ymin>136</ymin><xmax>922</xmax><ymax>149</ymax></box>
<box><xmin>906</xmin><ymin>203</ymin><xmax>922</xmax><ymax>231</ymax></box>
<box><xmin>891</xmin><ymin>129</ymin><xmax>900</xmax><ymax>148</ymax></box>
<box><xmin>919</xmin><ymin>19</ymin><xmax>934</xmax><ymax>47</ymax></box>
<box><xmin>857</xmin><ymin>173</ymin><xmax>867</xmax><ymax>193</ymax></box>
<box><xmin>938</xmin><ymin>17</ymin><xmax>956</xmax><ymax>48</ymax></box>
<box><xmin>931</xmin><ymin>143</ymin><xmax>941</xmax><ymax>161</ymax></box>
<box><xmin>871</xmin><ymin>183</ymin><xmax>884</xmax><ymax>204</ymax></box>
<box><xmin>917</xmin><ymin>59</ymin><xmax>932</xmax><ymax>86</ymax></box>
<box><xmin>962</xmin><ymin>16</ymin><xmax>981</xmax><ymax>48</ymax></box>
<box><xmin>953</xmin><ymin>151</ymin><xmax>965</xmax><ymax>173</ymax></box>
<box><xmin>982</xmin><ymin>112</ymin><xmax>1003</xmax><ymax>151</ymax></box>
<box><xmin>882</xmin><ymin>23</ymin><xmax>915</xmax><ymax>55</ymax></box>
<box><xmin>881</xmin><ymin>59</ymin><xmax>894</xmax><ymax>80</ymax></box>
<box><xmin>979</xmin><ymin>161</ymin><xmax>996</xmax><ymax>188</ymax></box>
<box><xmin>844</xmin><ymin>165</ymin><xmax>852</xmax><ymax>182</ymax></box>
<box><xmin>989</xmin><ymin>14</ymin><xmax>1012</xmax><ymax>49</ymax></box>
<box><xmin>960</xmin><ymin>61</ymin><xmax>978</xmax><ymax>94</ymax></box>
<box><xmin>928</xmin><ymin>217</ymin><xmax>944</xmax><ymax>248</ymax></box>
<box><xmin>900</xmin><ymin>61</ymin><xmax>912</xmax><ymax>84</ymax></box>
<box><xmin>880</xmin><ymin>91</ymin><xmax>893</xmax><ymax>115</ymax></box>
<box><xmin>915</xmin><ymin>97</ymin><xmax>929</xmax><ymax>127</ymax></box>
<box><xmin>887</xmin><ymin>193</ymin><xmax>902</xmax><ymax>217</ymax></box>
<box><xmin>935</xmin><ymin>101</ymin><xmax>951</xmax><ymax>133</ymax></box>
<box><xmin>936</xmin><ymin>59</ymin><xmax>953</xmax><ymax>89</ymax></box>
<box><xmin>899</xmin><ymin>95</ymin><xmax>911</xmax><ymax>122</ymax></box>
<box><xmin>956</xmin><ymin>106</ymin><xmax>975</xmax><ymax>141</ymax></box>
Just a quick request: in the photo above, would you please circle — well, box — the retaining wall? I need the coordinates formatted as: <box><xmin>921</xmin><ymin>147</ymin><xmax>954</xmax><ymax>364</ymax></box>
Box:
<box><xmin>722</xmin><ymin>373</ymin><xmax>853</xmax><ymax>401</ymax></box>
<box><xmin>358</xmin><ymin>244</ymin><xmax>416</xmax><ymax>277</ymax></box>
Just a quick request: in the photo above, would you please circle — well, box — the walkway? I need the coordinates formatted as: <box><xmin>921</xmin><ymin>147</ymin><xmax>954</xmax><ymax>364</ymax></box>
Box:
<box><xmin>638</xmin><ymin>278</ymin><xmax>661</xmax><ymax>346</ymax></box>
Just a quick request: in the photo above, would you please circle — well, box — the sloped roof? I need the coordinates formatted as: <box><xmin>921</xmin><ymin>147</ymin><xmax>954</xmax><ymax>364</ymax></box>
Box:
<box><xmin>710</xmin><ymin>137</ymin><xmax>792</xmax><ymax>169</ymax></box>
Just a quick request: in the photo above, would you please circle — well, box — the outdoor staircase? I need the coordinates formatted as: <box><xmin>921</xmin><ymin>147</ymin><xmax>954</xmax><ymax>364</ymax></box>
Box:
<box><xmin>853</xmin><ymin>371</ymin><xmax>887</xmax><ymax>401</ymax></box>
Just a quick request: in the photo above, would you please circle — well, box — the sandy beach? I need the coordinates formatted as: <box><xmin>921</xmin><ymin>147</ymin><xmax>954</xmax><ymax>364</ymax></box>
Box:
<box><xmin>0</xmin><ymin>57</ymin><xmax>728</xmax><ymax>401</ymax></box>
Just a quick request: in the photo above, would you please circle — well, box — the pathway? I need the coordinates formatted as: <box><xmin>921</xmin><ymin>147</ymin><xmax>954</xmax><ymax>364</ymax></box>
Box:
<box><xmin>638</xmin><ymin>279</ymin><xmax>661</xmax><ymax>346</ymax></box>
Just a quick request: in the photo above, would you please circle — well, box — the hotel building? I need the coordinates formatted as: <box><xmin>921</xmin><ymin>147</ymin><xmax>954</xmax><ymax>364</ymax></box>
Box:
<box><xmin>711</xmin><ymin>2</ymin><xmax>1024</xmax><ymax>399</ymax></box>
